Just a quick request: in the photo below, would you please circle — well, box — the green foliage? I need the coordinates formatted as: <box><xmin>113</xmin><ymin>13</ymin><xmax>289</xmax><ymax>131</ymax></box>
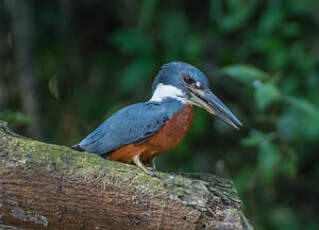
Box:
<box><xmin>48</xmin><ymin>75</ymin><xmax>59</xmax><ymax>99</ymax></box>
<box><xmin>0</xmin><ymin>111</ymin><xmax>31</xmax><ymax>129</ymax></box>
<box><xmin>254</xmin><ymin>83</ymin><xmax>279</xmax><ymax>110</ymax></box>
<box><xmin>282</xmin><ymin>95</ymin><xmax>319</xmax><ymax>118</ymax></box>
<box><xmin>220</xmin><ymin>65</ymin><xmax>268</xmax><ymax>85</ymax></box>
<box><xmin>2</xmin><ymin>0</ymin><xmax>319</xmax><ymax>229</ymax></box>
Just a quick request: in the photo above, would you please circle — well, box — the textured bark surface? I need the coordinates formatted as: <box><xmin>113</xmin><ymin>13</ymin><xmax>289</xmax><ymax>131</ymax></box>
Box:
<box><xmin>0</xmin><ymin>121</ymin><xmax>253</xmax><ymax>230</ymax></box>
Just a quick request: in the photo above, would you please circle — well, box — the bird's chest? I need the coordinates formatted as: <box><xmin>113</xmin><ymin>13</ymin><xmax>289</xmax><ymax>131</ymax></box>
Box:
<box><xmin>140</xmin><ymin>105</ymin><xmax>194</xmax><ymax>160</ymax></box>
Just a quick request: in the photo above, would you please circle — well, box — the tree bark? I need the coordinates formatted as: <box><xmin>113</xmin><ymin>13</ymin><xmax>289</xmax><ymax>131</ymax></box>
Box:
<box><xmin>0</xmin><ymin>121</ymin><xmax>253</xmax><ymax>230</ymax></box>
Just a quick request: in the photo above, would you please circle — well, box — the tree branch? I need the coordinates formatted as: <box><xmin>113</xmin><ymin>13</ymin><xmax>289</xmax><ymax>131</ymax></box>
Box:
<box><xmin>0</xmin><ymin>120</ymin><xmax>252</xmax><ymax>230</ymax></box>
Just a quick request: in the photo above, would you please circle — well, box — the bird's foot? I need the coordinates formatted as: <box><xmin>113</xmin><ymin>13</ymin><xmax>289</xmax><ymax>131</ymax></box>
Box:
<box><xmin>146</xmin><ymin>166</ymin><xmax>156</xmax><ymax>172</ymax></box>
<box><xmin>133</xmin><ymin>155</ymin><xmax>160</xmax><ymax>178</ymax></box>
<box><xmin>145</xmin><ymin>158</ymin><xmax>157</xmax><ymax>172</ymax></box>
<box><xmin>143</xmin><ymin>168</ymin><xmax>161</xmax><ymax>178</ymax></box>
<box><xmin>149</xmin><ymin>171</ymin><xmax>161</xmax><ymax>178</ymax></box>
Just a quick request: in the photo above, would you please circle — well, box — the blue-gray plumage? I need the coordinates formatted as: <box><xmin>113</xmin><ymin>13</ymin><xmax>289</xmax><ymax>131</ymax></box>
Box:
<box><xmin>73</xmin><ymin>98</ymin><xmax>183</xmax><ymax>155</ymax></box>
<box><xmin>152</xmin><ymin>62</ymin><xmax>210</xmax><ymax>94</ymax></box>
<box><xmin>72</xmin><ymin>61</ymin><xmax>242</xmax><ymax>176</ymax></box>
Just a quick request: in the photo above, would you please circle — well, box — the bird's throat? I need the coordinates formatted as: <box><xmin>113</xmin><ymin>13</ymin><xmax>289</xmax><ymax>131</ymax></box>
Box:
<box><xmin>150</xmin><ymin>83</ymin><xmax>186</xmax><ymax>103</ymax></box>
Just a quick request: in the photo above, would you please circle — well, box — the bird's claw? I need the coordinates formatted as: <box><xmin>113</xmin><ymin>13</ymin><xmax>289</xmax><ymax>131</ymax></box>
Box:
<box><xmin>150</xmin><ymin>172</ymin><xmax>161</xmax><ymax>178</ymax></box>
<box><xmin>146</xmin><ymin>166</ymin><xmax>156</xmax><ymax>172</ymax></box>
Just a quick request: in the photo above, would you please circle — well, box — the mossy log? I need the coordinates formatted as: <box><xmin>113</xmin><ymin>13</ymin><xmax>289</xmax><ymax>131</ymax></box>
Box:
<box><xmin>0</xmin><ymin>121</ymin><xmax>252</xmax><ymax>230</ymax></box>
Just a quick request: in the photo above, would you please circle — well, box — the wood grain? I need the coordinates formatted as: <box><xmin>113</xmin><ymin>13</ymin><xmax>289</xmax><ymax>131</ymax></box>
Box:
<box><xmin>0</xmin><ymin>121</ymin><xmax>252</xmax><ymax>230</ymax></box>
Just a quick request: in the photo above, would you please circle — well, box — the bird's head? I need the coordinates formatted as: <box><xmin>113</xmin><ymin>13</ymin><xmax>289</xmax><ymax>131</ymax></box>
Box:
<box><xmin>151</xmin><ymin>62</ymin><xmax>242</xmax><ymax>129</ymax></box>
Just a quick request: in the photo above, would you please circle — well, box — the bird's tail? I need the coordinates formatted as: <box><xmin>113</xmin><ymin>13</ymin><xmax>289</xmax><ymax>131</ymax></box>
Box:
<box><xmin>71</xmin><ymin>144</ymin><xmax>84</xmax><ymax>152</ymax></box>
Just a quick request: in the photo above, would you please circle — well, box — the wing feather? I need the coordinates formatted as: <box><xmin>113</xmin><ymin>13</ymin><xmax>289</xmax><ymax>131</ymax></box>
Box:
<box><xmin>72</xmin><ymin>99</ymin><xmax>183</xmax><ymax>155</ymax></box>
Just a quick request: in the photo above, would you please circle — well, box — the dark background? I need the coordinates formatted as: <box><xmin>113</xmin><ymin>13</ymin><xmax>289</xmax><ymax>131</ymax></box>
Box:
<box><xmin>1</xmin><ymin>0</ymin><xmax>319</xmax><ymax>229</ymax></box>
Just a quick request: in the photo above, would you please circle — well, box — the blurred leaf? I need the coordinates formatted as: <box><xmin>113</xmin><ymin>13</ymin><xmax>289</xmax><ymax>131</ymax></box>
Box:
<box><xmin>7</xmin><ymin>33</ymin><xmax>13</xmax><ymax>48</ymax></box>
<box><xmin>279</xmin><ymin>158</ymin><xmax>297</xmax><ymax>178</ymax></box>
<box><xmin>259</xmin><ymin>141</ymin><xmax>280</xmax><ymax>170</ymax></box>
<box><xmin>210</xmin><ymin>0</ymin><xmax>257</xmax><ymax>32</ymax></box>
<box><xmin>241</xmin><ymin>130</ymin><xmax>277</xmax><ymax>147</ymax></box>
<box><xmin>184</xmin><ymin>34</ymin><xmax>203</xmax><ymax>62</ymax></box>
<box><xmin>0</xmin><ymin>111</ymin><xmax>31</xmax><ymax>125</ymax></box>
<box><xmin>160</xmin><ymin>11</ymin><xmax>189</xmax><ymax>59</ymax></box>
<box><xmin>258</xmin><ymin>140</ymin><xmax>281</xmax><ymax>184</ymax></box>
<box><xmin>39</xmin><ymin>49</ymin><xmax>58</xmax><ymax>77</ymax></box>
<box><xmin>259</xmin><ymin>8</ymin><xmax>285</xmax><ymax>35</ymax></box>
<box><xmin>48</xmin><ymin>75</ymin><xmax>59</xmax><ymax>99</ymax></box>
<box><xmin>253</xmin><ymin>36</ymin><xmax>288</xmax><ymax>69</ymax></box>
<box><xmin>234</xmin><ymin>165</ymin><xmax>254</xmax><ymax>193</ymax></box>
<box><xmin>305</xmin><ymin>223</ymin><xmax>319</xmax><ymax>230</ymax></box>
<box><xmin>254</xmin><ymin>83</ymin><xmax>280</xmax><ymax>110</ymax></box>
<box><xmin>220</xmin><ymin>65</ymin><xmax>268</xmax><ymax>85</ymax></box>
<box><xmin>111</xmin><ymin>29</ymin><xmax>155</xmax><ymax>55</ymax></box>
<box><xmin>278</xmin><ymin>107</ymin><xmax>319</xmax><ymax>142</ymax></box>
<box><xmin>191</xmin><ymin>108</ymin><xmax>209</xmax><ymax>137</ymax></box>
<box><xmin>282</xmin><ymin>22</ymin><xmax>300</xmax><ymax>37</ymax></box>
<box><xmin>282</xmin><ymin>95</ymin><xmax>319</xmax><ymax>117</ymax></box>
<box><xmin>120</xmin><ymin>58</ymin><xmax>155</xmax><ymax>93</ymax></box>
<box><xmin>137</xmin><ymin>0</ymin><xmax>159</xmax><ymax>29</ymax></box>
<box><xmin>270</xmin><ymin>207</ymin><xmax>299</xmax><ymax>230</ymax></box>
<box><xmin>241</xmin><ymin>136</ymin><xmax>263</xmax><ymax>147</ymax></box>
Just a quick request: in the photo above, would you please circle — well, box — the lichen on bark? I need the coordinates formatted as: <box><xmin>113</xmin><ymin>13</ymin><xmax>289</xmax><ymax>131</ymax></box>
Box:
<box><xmin>0</xmin><ymin>120</ymin><xmax>253</xmax><ymax>230</ymax></box>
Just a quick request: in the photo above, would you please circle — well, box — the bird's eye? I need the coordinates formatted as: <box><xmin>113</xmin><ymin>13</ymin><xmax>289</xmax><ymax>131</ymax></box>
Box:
<box><xmin>182</xmin><ymin>75</ymin><xmax>195</xmax><ymax>85</ymax></box>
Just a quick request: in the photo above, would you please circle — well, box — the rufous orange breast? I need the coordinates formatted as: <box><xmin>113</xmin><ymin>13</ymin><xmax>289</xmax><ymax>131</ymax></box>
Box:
<box><xmin>109</xmin><ymin>105</ymin><xmax>194</xmax><ymax>164</ymax></box>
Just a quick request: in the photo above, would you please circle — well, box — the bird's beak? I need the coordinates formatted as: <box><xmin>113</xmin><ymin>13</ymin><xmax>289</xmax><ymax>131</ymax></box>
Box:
<box><xmin>188</xmin><ymin>87</ymin><xmax>243</xmax><ymax>129</ymax></box>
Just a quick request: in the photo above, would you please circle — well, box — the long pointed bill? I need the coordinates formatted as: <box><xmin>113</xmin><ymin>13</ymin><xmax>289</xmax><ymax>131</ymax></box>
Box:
<box><xmin>188</xmin><ymin>88</ymin><xmax>243</xmax><ymax>129</ymax></box>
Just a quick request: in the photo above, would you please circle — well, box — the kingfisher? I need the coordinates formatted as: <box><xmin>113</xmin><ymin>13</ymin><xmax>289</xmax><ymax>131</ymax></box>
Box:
<box><xmin>72</xmin><ymin>62</ymin><xmax>242</xmax><ymax>176</ymax></box>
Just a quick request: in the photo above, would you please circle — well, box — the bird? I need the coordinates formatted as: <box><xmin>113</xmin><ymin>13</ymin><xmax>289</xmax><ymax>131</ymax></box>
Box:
<box><xmin>72</xmin><ymin>61</ymin><xmax>242</xmax><ymax>176</ymax></box>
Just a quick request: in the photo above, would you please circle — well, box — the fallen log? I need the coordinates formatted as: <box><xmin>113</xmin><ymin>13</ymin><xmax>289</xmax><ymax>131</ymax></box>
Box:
<box><xmin>0</xmin><ymin>120</ymin><xmax>252</xmax><ymax>230</ymax></box>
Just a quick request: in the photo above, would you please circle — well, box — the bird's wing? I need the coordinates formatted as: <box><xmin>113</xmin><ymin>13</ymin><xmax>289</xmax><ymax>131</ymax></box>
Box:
<box><xmin>73</xmin><ymin>99</ymin><xmax>183</xmax><ymax>155</ymax></box>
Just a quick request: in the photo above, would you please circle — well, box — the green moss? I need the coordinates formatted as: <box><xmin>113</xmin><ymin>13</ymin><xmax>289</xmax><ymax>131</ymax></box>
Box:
<box><xmin>0</xmin><ymin>121</ymin><xmax>252</xmax><ymax>229</ymax></box>
<box><xmin>0</xmin><ymin>127</ymin><xmax>236</xmax><ymax>202</ymax></box>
